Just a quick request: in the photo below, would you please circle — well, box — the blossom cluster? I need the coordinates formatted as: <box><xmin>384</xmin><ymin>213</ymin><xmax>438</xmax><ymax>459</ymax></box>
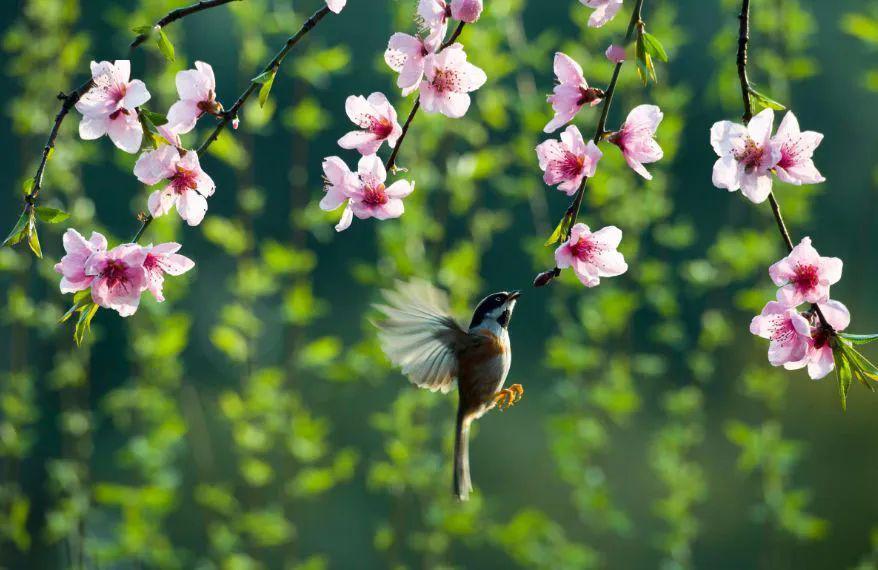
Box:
<box><xmin>535</xmin><ymin>39</ymin><xmax>665</xmax><ymax>287</ymax></box>
<box><xmin>318</xmin><ymin>0</ymin><xmax>487</xmax><ymax>231</ymax></box>
<box><xmin>55</xmin><ymin>228</ymin><xmax>193</xmax><ymax>316</ymax></box>
<box><xmin>710</xmin><ymin>109</ymin><xmax>824</xmax><ymax>204</ymax></box>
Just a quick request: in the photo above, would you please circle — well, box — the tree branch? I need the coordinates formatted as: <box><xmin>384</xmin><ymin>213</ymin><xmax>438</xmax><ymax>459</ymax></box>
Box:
<box><xmin>533</xmin><ymin>0</ymin><xmax>645</xmax><ymax>287</ymax></box>
<box><xmin>130</xmin><ymin>0</ymin><xmax>244</xmax><ymax>50</ymax></box>
<box><xmin>734</xmin><ymin>0</ymin><xmax>830</xmax><ymax>329</ymax></box>
<box><xmin>131</xmin><ymin>5</ymin><xmax>333</xmax><ymax>242</ymax></box>
<box><xmin>384</xmin><ymin>21</ymin><xmax>467</xmax><ymax>173</ymax></box>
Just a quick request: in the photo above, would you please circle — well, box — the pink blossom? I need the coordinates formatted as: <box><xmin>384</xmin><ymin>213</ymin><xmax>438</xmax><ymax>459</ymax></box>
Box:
<box><xmin>325</xmin><ymin>0</ymin><xmax>346</xmax><ymax>13</ymax></box>
<box><xmin>338</xmin><ymin>93</ymin><xmax>403</xmax><ymax>155</ymax></box>
<box><xmin>320</xmin><ymin>155</ymin><xmax>415</xmax><ymax>232</ymax></box>
<box><xmin>85</xmin><ymin>244</ymin><xmax>149</xmax><ymax>317</ymax></box>
<box><xmin>419</xmin><ymin>44</ymin><xmax>487</xmax><ymax>118</ymax></box>
<box><xmin>749</xmin><ymin>301</ymin><xmax>812</xmax><ymax>368</ymax></box>
<box><xmin>167</xmin><ymin>62</ymin><xmax>220</xmax><ymax>134</ymax></box>
<box><xmin>544</xmin><ymin>52</ymin><xmax>603</xmax><ymax>134</ymax></box>
<box><xmin>581</xmin><ymin>0</ymin><xmax>624</xmax><ymax>28</ymax></box>
<box><xmin>768</xmin><ymin>237</ymin><xmax>843</xmax><ymax>306</ymax></box>
<box><xmin>384</xmin><ymin>33</ymin><xmax>441</xmax><ymax>96</ymax></box>
<box><xmin>76</xmin><ymin>60</ymin><xmax>151</xmax><ymax>153</ymax></box>
<box><xmin>451</xmin><ymin>0</ymin><xmax>483</xmax><ymax>23</ymax></box>
<box><xmin>54</xmin><ymin>229</ymin><xmax>108</xmax><ymax>293</ymax></box>
<box><xmin>710</xmin><ymin>108</ymin><xmax>781</xmax><ymax>204</ymax></box>
<box><xmin>142</xmin><ymin>242</ymin><xmax>195</xmax><ymax>302</ymax></box>
<box><xmin>608</xmin><ymin>104</ymin><xmax>664</xmax><ymax>180</ymax></box>
<box><xmin>134</xmin><ymin>145</ymin><xmax>215</xmax><ymax>226</ymax></box>
<box><xmin>605</xmin><ymin>44</ymin><xmax>626</xmax><ymax>63</ymax></box>
<box><xmin>418</xmin><ymin>0</ymin><xmax>451</xmax><ymax>41</ymax></box>
<box><xmin>536</xmin><ymin>125</ymin><xmax>603</xmax><ymax>195</ymax></box>
<box><xmin>771</xmin><ymin>111</ymin><xmax>825</xmax><ymax>185</ymax></box>
<box><xmin>554</xmin><ymin>223</ymin><xmax>628</xmax><ymax>287</ymax></box>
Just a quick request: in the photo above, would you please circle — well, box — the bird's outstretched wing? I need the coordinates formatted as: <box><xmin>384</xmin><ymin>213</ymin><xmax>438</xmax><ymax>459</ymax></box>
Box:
<box><xmin>373</xmin><ymin>279</ymin><xmax>469</xmax><ymax>394</ymax></box>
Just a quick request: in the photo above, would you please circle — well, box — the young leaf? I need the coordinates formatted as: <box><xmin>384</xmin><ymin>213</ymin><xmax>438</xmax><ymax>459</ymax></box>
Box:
<box><xmin>27</xmin><ymin>214</ymin><xmax>42</xmax><ymax>258</ymax></box>
<box><xmin>60</xmin><ymin>290</ymin><xmax>92</xmax><ymax>324</ymax></box>
<box><xmin>545</xmin><ymin>214</ymin><xmax>573</xmax><ymax>247</ymax></box>
<box><xmin>22</xmin><ymin>179</ymin><xmax>34</xmax><ymax>195</ymax></box>
<box><xmin>635</xmin><ymin>31</ymin><xmax>655</xmax><ymax>85</ymax></box>
<box><xmin>140</xmin><ymin>108</ymin><xmax>168</xmax><ymax>127</ymax></box>
<box><xmin>845</xmin><ymin>345</ymin><xmax>878</xmax><ymax>382</ymax></box>
<box><xmin>641</xmin><ymin>32</ymin><xmax>669</xmax><ymax>62</ymax></box>
<box><xmin>749</xmin><ymin>88</ymin><xmax>786</xmax><ymax>111</ymax></box>
<box><xmin>834</xmin><ymin>345</ymin><xmax>853</xmax><ymax>411</ymax></box>
<box><xmin>838</xmin><ymin>332</ymin><xmax>878</xmax><ymax>345</ymax></box>
<box><xmin>74</xmin><ymin>302</ymin><xmax>99</xmax><ymax>346</ymax></box>
<box><xmin>35</xmin><ymin>206</ymin><xmax>70</xmax><ymax>223</ymax></box>
<box><xmin>3</xmin><ymin>212</ymin><xmax>30</xmax><ymax>247</ymax></box>
<box><xmin>156</xmin><ymin>29</ymin><xmax>175</xmax><ymax>62</ymax></box>
<box><xmin>252</xmin><ymin>69</ymin><xmax>275</xmax><ymax>84</ymax></box>
<box><xmin>132</xmin><ymin>25</ymin><xmax>155</xmax><ymax>36</ymax></box>
<box><xmin>258</xmin><ymin>70</ymin><xmax>277</xmax><ymax>108</ymax></box>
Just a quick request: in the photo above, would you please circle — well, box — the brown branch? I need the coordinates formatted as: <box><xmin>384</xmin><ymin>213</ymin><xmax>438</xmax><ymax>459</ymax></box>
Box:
<box><xmin>533</xmin><ymin>0</ymin><xmax>645</xmax><ymax>287</ymax></box>
<box><xmin>130</xmin><ymin>0</ymin><xmax>243</xmax><ymax>50</ymax></box>
<box><xmin>24</xmin><ymin>78</ymin><xmax>94</xmax><ymax>210</ymax></box>
<box><xmin>733</xmin><ymin>0</ymin><xmax>830</xmax><ymax>330</ymax></box>
<box><xmin>384</xmin><ymin>21</ymin><xmax>467</xmax><ymax>173</ymax></box>
<box><xmin>131</xmin><ymin>4</ymin><xmax>333</xmax><ymax>242</ymax></box>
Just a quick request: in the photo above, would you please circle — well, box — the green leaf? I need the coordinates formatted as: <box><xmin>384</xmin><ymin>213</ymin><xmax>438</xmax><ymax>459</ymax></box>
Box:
<box><xmin>22</xmin><ymin>179</ymin><xmax>33</xmax><ymax>195</ymax></box>
<box><xmin>252</xmin><ymin>69</ymin><xmax>276</xmax><ymax>84</ymax></box>
<box><xmin>834</xmin><ymin>345</ymin><xmax>853</xmax><ymax>411</ymax></box>
<box><xmin>838</xmin><ymin>333</ymin><xmax>878</xmax><ymax>345</ymax></box>
<box><xmin>73</xmin><ymin>302</ymin><xmax>99</xmax><ymax>346</ymax></box>
<box><xmin>749</xmin><ymin>88</ymin><xmax>786</xmax><ymax>111</ymax></box>
<box><xmin>545</xmin><ymin>214</ymin><xmax>573</xmax><ymax>247</ymax></box>
<box><xmin>60</xmin><ymin>290</ymin><xmax>92</xmax><ymax>324</ymax></box>
<box><xmin>635</xmin><ymin>31</ymin><xmax>656</xmax><ymax>85</ymax></box>
<box><xmin>845</xmin><ymin>345</ymin><xmax>878</xmax><ymax>382</ymax></box>
<box><xmin>35</xmin><ymin>206</ymin><xmax>70</xmax><ymax>223</ymax></box>
<box><xmin>27</xmin><ymin>214</ymin><xmax>42</xmax><ymax>258</ymax></box>
<box><xmin>257</xmin><ymin>69</ymin><xmax>277</xmax><ymax>108</ymax></box>
<box><xmin>156</xmin><ymin>28</ymin><xmax>175</xmax><ymax>62</ymax></box>
<box><xmin>132</xmin><ymin>25</ymin><xmax>155</xmax><ymax>36</ymax></box>
<box><xmin>641</xmin><ymin>32</ymin><xmax>669</xmax><ymax>62</ymax></box>
<box><xmin>139</xmin><ymin>108</ymin><xmax>168</xmax><ymax>127</ymax></box>
<box><xmin>3</xmin><ymin>212</ymin><xmax>29</xmax><ymax>247</ymax></box>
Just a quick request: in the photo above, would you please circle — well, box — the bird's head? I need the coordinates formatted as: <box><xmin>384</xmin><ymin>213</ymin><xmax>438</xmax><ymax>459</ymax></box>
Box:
<box><xmin>469</xmin><ymin>290</ymin><xmax>521</xmax><ymax>331</ymax></box>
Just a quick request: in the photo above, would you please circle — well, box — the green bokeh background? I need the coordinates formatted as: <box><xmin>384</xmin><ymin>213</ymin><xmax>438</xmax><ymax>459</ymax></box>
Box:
<box><xmin>1</xmin><ymin>0</ymin><xmax>877</xmax><ymax>568</ymax></box>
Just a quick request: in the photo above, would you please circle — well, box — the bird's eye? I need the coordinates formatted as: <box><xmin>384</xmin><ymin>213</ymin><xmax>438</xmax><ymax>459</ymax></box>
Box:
<box><xmin>495</xmin><ymin>295</ymin><xmax>503</xmax><ymax>302</ymax></box>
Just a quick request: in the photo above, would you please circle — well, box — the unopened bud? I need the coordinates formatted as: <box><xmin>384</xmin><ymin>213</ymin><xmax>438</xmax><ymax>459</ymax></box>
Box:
<box><xmin>451</xmin><ymin>0</ymin><xmax>483</xmax><ymax>23</ymax></box>
<box><xmin>533</xmin><ymin>268</ymin><xmax>560</xmax><ymax>288</ymax></box>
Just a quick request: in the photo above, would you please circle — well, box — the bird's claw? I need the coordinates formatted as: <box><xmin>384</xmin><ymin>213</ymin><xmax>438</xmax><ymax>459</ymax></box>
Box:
<box><xmin>492</xmin><ymin>384</ymin><xmax>524</xmax><ymax>411</ymax></box>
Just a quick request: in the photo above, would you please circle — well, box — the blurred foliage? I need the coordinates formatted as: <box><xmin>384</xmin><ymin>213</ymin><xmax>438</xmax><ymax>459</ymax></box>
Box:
<box><xmin>1</xmin><ymin>0</ymin><xmax>877</xmax><ymax>568</ymax></box>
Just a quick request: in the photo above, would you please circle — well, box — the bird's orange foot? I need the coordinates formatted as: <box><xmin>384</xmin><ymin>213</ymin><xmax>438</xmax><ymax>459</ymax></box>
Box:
<box><xmin>492</xmin><ymin>384</ymin><xmax>524</xmax><ymax>411</ymax></box>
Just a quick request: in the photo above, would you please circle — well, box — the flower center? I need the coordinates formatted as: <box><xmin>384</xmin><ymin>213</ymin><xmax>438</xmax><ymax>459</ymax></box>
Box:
<box><xmin>109</xmin><ymin>108</ymin><xmax>131</xmax><ymax>120</ymax></box>
<box><xmin>777</xmin><ymin>142</ymin><xmax>799</xmax><ymax>169</ymax></box>
<box><xmin>432</xmin><ymin>68</ymin><xmax>461</xmax><ymax>93</ymax></box>
<box><xmin>363</xmin><ymin>184</ymin><xmax>388</xmax><ymax>206</ymax></box>
<box><xmin>196</xmin><ymin>92</ymin><xmax>220</xmax><ymax>116</ymax></box>
<box><xmin>553</xmin><ymin>151</ymin><xmax>585</xmax><ymax>180</ymax></box>
<box><xmin>170</xmin><ymin>166</ymin><xmax>198</xmax><ymax>194</ymax></box>
<box><xmin>769</xmin><ymin>315</ymin><xmax>797</xmax><ymax>345</ymax></box>
<box><xmin>734</xmin><ymin>138</ymin><xmax>764</xmax><ymax>171</ymax></box>
<box><xmin>108</xmin><ymin>83</ymin><xmax>127</xmax><ymax>106</ymax></box>
<box><xmin>102</xmin><ymin>260</ymin><xmax>128</xmax><ymax>290</ymax></box>
<box><xmin>569</xmin><ymin>237</ymin><xmax>596</xmax><ymax>261</ymax></box>
<box><xmin>370</xmin><ymin>117</ymin><xmax>394</xmax><ymax>139</ymax></box>
<box><xmin>792</xmin><ymin>263</ymin><xmax>819</xmax><ymax>292</ymax></box>
<box><xmin>577</xmin><ymin>86</ymin><xmax>604</xmax><ymax>106</ymax></box>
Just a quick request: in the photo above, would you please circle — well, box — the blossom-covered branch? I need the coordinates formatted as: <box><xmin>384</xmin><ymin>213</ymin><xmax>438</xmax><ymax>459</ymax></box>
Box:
<box><xmin>130</xmin><ymin>0</ymin><xmax>244</xmax><ymax>50</ymax></box>
<box><xmin>534</xmin><ymin>0</ymin><xmax>666</xmax><ymax>288</ymax></box>
<box><xmin>50</xmin><ymin>1</ymin><xmax>347</xmax><ymax>343</ymax></box>
<box><xmin>713</xmin><ymin>0</ymin><xmax>878</xmax><ymax>408</ymax></box>
<box><xmin>319</xmin><ymin>0</ymin><xmax>487</xmax><ymax>232</ymax></box>
<box><xmin>3</xmin><ymin>0</ymin><xmax>242</xmax><ymax>258</ymax></box>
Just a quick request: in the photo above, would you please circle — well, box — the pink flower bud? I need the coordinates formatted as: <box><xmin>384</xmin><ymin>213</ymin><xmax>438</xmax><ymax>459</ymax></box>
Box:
<box><xmin>605</xmin><ymin>44</ymin><xmax>626</xmax><ymax>63</ymax></box>
<box><xmin>451</xmin><ymin>0</ymin><xmax>483</xmax><ymax>23</ymax></box>
<box><xmin>231</xmin><ymin>117</ymin><xmax>240</xmax><ymax>130</ymax></box>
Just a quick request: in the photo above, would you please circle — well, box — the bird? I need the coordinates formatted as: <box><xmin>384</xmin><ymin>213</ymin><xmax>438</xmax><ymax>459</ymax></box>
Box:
<box><xmin>373</xmin><ymin>279</ymin><xmax>523</xmax><ymax>501</ymax></box>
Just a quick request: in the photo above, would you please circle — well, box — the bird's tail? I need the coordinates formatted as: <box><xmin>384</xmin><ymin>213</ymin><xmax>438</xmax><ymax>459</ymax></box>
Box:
<box><xmin>453</xmin><ymin>407</ymin><xmax>472</xmax><ymax>501</ymax></box>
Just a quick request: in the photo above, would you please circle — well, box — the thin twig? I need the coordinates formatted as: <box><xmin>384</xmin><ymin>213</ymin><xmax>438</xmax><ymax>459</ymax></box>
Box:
<box><xmin>534</xmin><ymin>0</ymin><xmax>646</xmax><ymax>287</ymax></box>
<box><xmin>131</xmin><ymin>5</ymin><xmax>333</xmax><ymax>242</ymax></box>
<box><xmin>384</xmin><ymin>21</ymin><xmax>467</xmax><ymax>173</ymax></box>
<box><xmin>130</xmin><ymin>0</ymin><xmax>243</xmax><ymax>50</ymax></box>
<box><xmin>24</xmin><ymin>78</ymin><xmax>94</xmax><ymax>209</ymax></box>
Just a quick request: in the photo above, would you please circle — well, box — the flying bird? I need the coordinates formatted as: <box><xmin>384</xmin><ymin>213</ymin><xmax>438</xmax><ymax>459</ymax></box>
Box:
<box><xmin>374</xmin><ymin>280</ymin><xmax>522</xmax><ymax>501</ymax></box>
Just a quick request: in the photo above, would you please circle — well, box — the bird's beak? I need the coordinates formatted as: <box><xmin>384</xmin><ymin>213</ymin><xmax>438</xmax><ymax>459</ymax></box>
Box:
<box><xmin>508</xmin><ymin>290</ymin><xmax>522</xmax><ymax>301</ymax></box>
